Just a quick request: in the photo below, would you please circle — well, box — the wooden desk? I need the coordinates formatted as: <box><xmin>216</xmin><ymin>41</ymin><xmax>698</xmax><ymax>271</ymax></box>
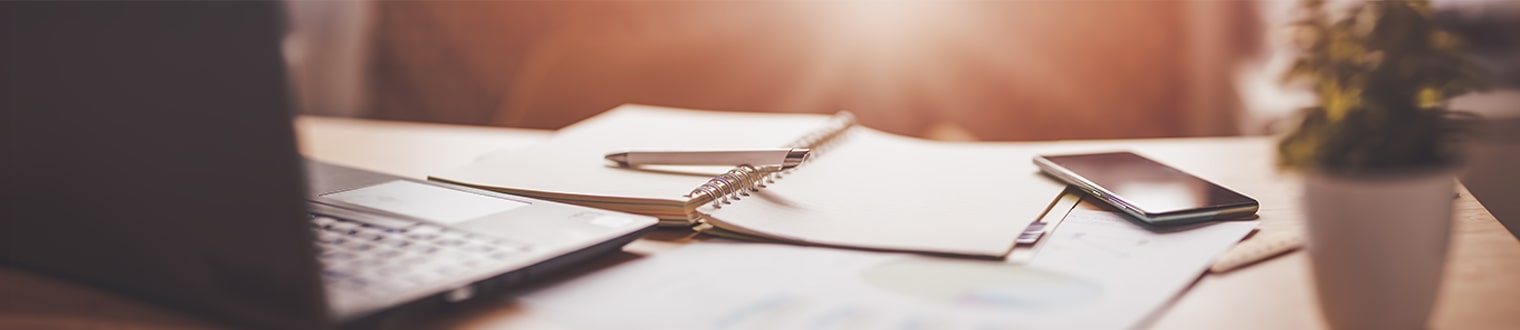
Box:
<box><xmin>3</xmin><ymin>116</ymin><xmax>1517</xmax><ymax>329</ymax></box>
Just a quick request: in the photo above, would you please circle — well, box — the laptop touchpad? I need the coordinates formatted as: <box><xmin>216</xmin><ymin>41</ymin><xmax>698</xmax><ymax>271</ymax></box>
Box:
<box><xmin>320</xmin><ymin>180</ymin><xmax>529</xmax><ymax>225</ymax></box>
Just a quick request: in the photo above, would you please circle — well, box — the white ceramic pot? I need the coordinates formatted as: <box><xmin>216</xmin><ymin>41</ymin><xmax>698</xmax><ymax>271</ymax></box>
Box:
<box><xmin>1303</xmin><ymin>169</ymin><xmax>1455</xmax><ymax>330</ymax></box>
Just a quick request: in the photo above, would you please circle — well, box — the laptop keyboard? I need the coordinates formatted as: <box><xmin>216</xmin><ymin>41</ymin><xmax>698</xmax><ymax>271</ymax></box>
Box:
<box><xmin>310</xmin><ymin>215</ymin><xmax>532</xmax><ymax>298</ymax></box>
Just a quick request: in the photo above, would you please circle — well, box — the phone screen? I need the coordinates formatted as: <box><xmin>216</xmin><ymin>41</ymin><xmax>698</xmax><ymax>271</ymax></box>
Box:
<box><xmin>1037</xmin><ymin>152</ymin><xmax>1256</xmax><ymax>216</ymax></box>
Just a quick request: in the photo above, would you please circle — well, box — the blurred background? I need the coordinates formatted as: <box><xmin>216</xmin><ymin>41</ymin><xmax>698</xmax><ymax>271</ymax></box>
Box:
<box><xmin>280</xmin><ymin>0</ymin><xmax>1519</xmax><ymax>235</ymax></box>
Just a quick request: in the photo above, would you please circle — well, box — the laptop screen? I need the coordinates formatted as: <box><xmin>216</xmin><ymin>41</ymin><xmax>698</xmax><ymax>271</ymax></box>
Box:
<box><xmin>4</xmin><ymin>2</ymin><xmax>328</xmax><ymax>328</ymax></box>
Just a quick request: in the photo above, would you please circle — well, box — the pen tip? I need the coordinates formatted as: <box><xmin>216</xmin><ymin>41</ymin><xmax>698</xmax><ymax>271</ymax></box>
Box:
<box><xmin>605</xmin><ymin>152</ymin><xmax>630</xmax><ymax>167</ymax></box>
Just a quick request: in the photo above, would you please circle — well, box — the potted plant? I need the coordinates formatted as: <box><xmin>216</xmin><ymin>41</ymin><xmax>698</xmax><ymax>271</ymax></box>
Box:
<box><xmin>1276</xmin><ymin>0</ymin><xmax>1487</xmax><ymax>328</ymax></box>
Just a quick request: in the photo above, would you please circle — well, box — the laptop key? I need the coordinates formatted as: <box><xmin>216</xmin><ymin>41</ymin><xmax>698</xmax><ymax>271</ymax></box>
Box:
<box><xmin>349</xmin><ymin>258</ymin><xmax>386</xmax><ymax>268</ymax></box>
<box><xmin>321</xmin><ymin>251</ymin><xmax>357</xmax><ymax>260</ymax></box>
<box><xmin>328</xmin><ymin>221</ymin><xmax>361</xmax><ymax>233</ymax></box>
<box><xmin>375</xmin><ymin>248</ymin><xmax>403</xmax><ymax>259</ymax></box>
<box><xmin>315</xmin><ymin>231</ymin><xmax>344</xmax><ymax>244</ymax></box>
<box><xmin>404</xmin><ymin>225</ymin><xmax>443</xmax><ymax>240</ymax></box>
<box><xmin>416</xmin><ymin>246</ymin><xmax>440</xmax><ymax>255</ymax></box>
<box><xmin>397</xmin><ymin>256</ymin><xmax>430</xmax><ymax>266</ymax></box>
<box><xmin>374</xmin><ymin>265</ymin><xmax>409</xmax><ymax>276</ymax></box>
<box><xmin>460</xmin><ymin>244</ymin><xmax>496</xmax><ymax>254</ymax></box>
<box><xmin>313</xmin><ymin>216</ymin><xmax>340</xmax><ymax>227</ymax></box>
<box><xmin>491</xmin><ymin>239</ymin><xmax>533</xmax><ymax>253</ymax></box>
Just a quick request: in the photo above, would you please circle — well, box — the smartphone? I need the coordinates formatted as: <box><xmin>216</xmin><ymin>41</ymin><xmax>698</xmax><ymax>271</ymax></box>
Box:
<box><xmin>1033</xmin><ymin>151</ymin><xmax>1258</xmax><ymax>226</ymax></box>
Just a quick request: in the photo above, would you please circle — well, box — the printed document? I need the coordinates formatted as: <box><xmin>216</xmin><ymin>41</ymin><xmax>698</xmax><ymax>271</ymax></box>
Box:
<box><xmin>520</xmin><ymin>209</ymin><xmax>1255</xmax><ymax>329</ymax></box>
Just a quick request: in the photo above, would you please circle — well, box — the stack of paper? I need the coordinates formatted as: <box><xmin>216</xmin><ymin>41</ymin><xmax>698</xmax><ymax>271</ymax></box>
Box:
<box><xmin>431</xmin><ymin>104</ymin><xmax>1068</xmax><ymax>258</ymax></box>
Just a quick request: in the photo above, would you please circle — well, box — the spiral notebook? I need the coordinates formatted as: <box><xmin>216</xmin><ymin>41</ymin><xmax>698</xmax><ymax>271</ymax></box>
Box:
<box><xmin>429</xmin><ymin>105</ymin><xmax>1068</xmax><ymax>258</ymax></box>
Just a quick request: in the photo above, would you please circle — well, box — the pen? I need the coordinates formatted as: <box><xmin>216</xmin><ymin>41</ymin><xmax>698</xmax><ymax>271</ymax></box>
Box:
<box><xmin>605</xmin><ymin>148</ymin><xmax>811</xmax><ymax>169</ymax></box>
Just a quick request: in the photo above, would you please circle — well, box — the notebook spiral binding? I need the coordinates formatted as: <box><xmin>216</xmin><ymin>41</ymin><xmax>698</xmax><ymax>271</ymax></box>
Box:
<box><xmin>685</xmin><ymin>112</ymin><xmax>857</xmax><ymax>209</ymax></box>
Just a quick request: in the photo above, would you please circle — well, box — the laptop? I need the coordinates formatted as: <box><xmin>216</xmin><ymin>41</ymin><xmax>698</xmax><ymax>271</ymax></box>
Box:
<box><xmin>2</xmin><ymin>2</ymin><xmax>657</xmax><ymax>328</ymax></box>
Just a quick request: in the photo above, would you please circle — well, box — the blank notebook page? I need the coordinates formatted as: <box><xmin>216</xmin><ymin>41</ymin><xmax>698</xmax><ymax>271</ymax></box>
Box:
<box><xmin>696</xmin><ymin>127</ymin><xmax>1068</xmax><ymax>258</ymax></box>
